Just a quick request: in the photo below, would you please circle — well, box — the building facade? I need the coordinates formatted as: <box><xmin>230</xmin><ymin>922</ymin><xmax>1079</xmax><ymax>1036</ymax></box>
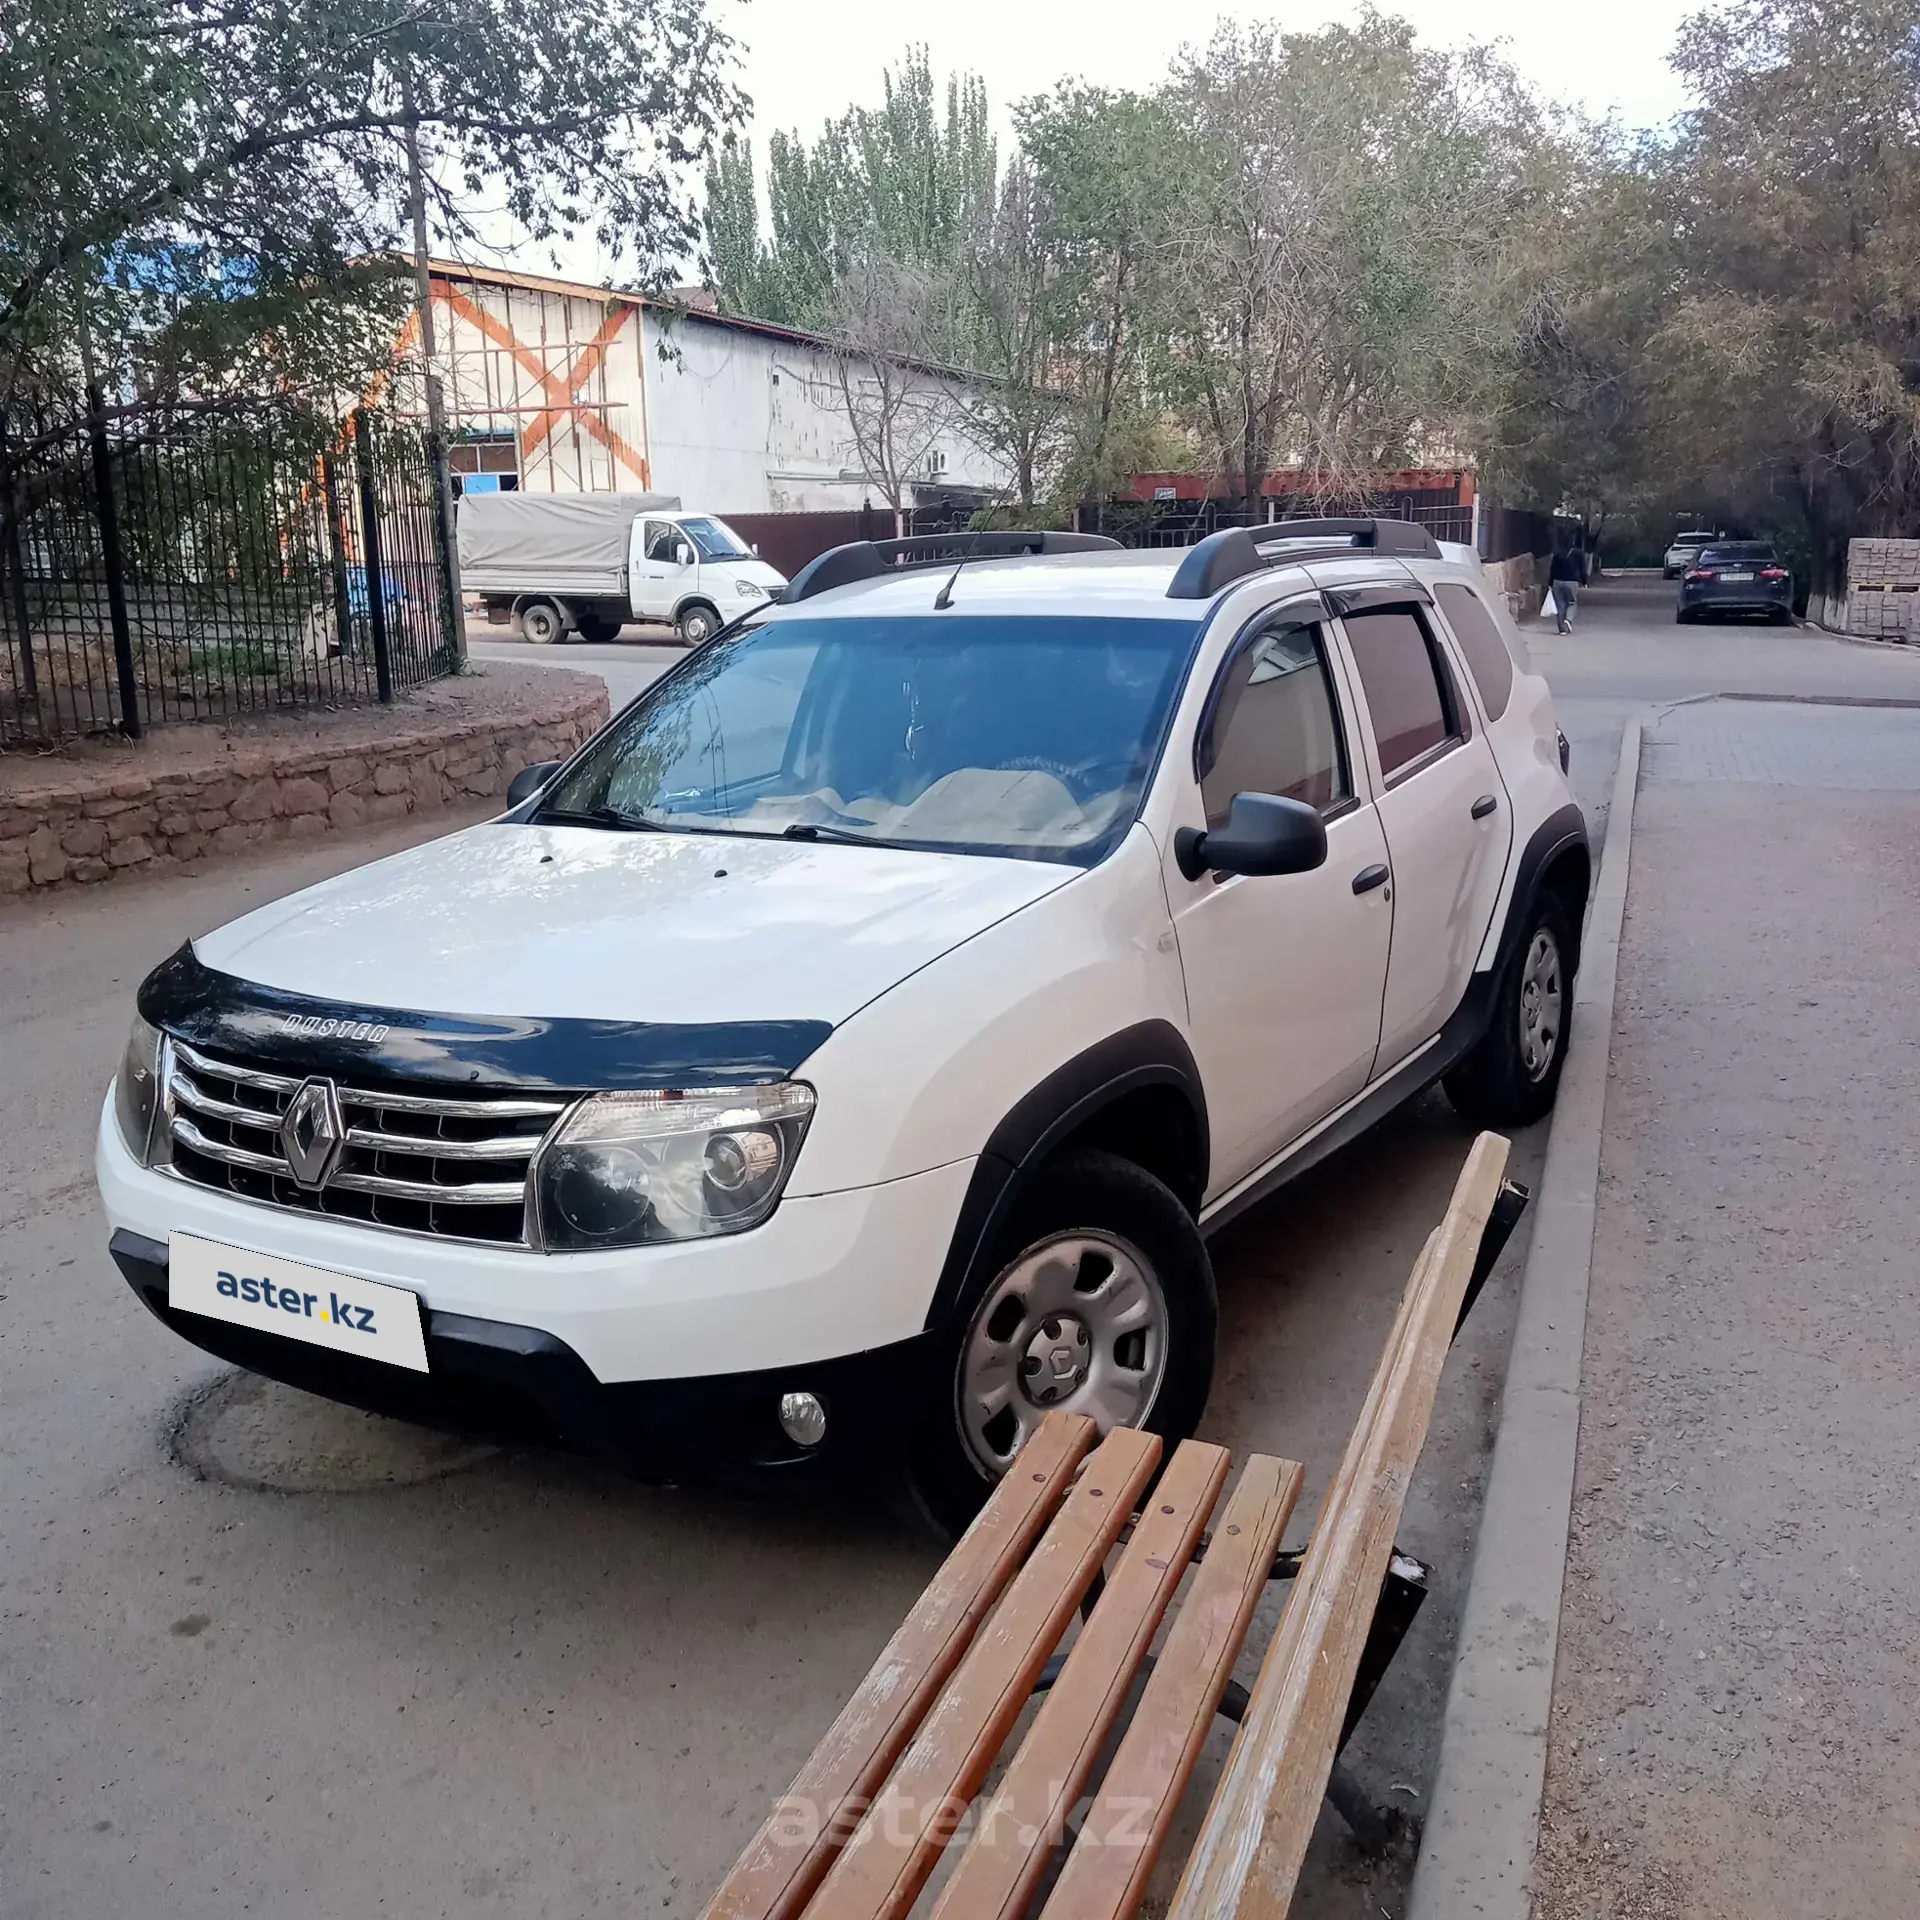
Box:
<box><xmin>401</xmin><ymin>262</ymin><xmax>1007</xmax><ymax>517</ymax></box>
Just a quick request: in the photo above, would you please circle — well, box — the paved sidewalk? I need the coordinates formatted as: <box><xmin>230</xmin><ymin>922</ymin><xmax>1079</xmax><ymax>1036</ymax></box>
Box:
<box><xmin>1533</xmin><ymin>698</ymin><xmax>1920</xmax><ymax>1916</ymax></box>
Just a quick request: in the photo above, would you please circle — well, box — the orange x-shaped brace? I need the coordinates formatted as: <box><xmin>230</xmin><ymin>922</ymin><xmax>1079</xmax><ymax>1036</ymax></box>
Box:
<box><xmin>436</xmin><ymin>283</ymin><xmax>652</xmax><ymax>487</ymax></box>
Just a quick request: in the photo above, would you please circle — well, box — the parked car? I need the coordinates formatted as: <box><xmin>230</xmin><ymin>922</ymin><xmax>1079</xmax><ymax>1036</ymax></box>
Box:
<box><xmin>1675</xmin><ymin>542</ymin><xmax>1795</xmax><ymax>624</ymax></box>
<box><xmin>99</xmin><ymin>520</ymin><xmax>1588</xmax><ymax>1529</ymax></box>
<box><xmin>1663</xmin><ymin>530</ymin><xmax>1719</xmax><ymax>578</ymax></box>
<box><xmin>458</xmin><ymin>492</ymin><xmax>787</xmax><ymax>645</ymax></box>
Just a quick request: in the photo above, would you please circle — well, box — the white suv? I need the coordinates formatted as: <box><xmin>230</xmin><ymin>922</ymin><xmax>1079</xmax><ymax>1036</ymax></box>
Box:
<box><xmin>99</xmin><ymin>521</ymin><xmax>1587</xmax><ymax>1528</ymax></box>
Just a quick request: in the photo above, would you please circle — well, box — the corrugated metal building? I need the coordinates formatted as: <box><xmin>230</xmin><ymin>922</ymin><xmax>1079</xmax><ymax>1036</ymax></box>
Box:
<box><xmin>397</xmin><ymin>261</ymin><xmax>1007</xmax><ymax>515</ymax></box>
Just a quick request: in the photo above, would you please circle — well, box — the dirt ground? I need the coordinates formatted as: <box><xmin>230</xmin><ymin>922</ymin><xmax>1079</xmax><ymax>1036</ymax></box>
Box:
<box><xmin>1533</xmin><ymin>700</ymin><xmax>1920</xmax><ymax>1917</ymax></box>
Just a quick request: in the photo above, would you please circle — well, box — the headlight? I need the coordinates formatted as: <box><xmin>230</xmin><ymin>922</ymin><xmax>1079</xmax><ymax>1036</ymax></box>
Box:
<box><xmin>734</xmin><ymin>578</ymin><xmax>769</xmax><ymax>600</ymax></box>
<box><xmin>114</xmin><ymin>1014</ymin><xmax>165</xmax><ymax>1162</ymax></box>
<box><xmin>531</xmin><ymin>1083</ymin><xmax>814</xmax><ymax>1250</ymax></box>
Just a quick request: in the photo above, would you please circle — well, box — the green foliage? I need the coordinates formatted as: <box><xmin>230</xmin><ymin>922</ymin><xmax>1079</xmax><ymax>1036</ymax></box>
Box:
<box><xmin>1</xmin><ymin>0</ymin><xmax>745</xmax><ymax>414</ymax></box>
<box><xmin>705</xmin><ymin>47</ymin><xmax>994</xmax><ymax>335</ymax></box>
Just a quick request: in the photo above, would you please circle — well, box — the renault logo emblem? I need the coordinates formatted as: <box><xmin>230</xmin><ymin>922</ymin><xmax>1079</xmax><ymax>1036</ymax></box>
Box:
<box><xmin>280</xmin><ymin>1078</ymin><xmax>346</xmax><ymax>1190</ymax></box>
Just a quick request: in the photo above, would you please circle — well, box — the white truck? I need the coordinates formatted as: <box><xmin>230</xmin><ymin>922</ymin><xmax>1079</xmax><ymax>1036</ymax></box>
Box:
<box><xmin>458</xmin><ymin>492</ymin><xmax>788</xmax><ymax>645</ymax></box>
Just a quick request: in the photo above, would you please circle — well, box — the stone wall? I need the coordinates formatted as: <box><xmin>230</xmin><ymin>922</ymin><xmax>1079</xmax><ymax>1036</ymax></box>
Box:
<box><xmin>0</xmin><ymin>676</ymin><xmax>608</xmax><ymax>896</ymax></box>
<box><xmin>1484</xmin><ymin>551</ymin><xmax>1549</xmax><ymax>622</ymax></box>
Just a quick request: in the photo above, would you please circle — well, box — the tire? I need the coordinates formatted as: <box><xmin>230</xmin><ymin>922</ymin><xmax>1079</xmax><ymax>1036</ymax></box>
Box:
<box><xmin>1770</xmin><ymin>606</ymin><xmax>1795</xmax><ymax>626</ymax></box>
<box><xmin>677</xmin><ymin>601</ymin><xmax>721</xmax><ymax>645</ymax></box>
<box><xmin>520</xmin><ymin>600</ymin><xmax>566</xmax><ymax>646</ymax></box>
<box><xmin>907</xmin><ymin>1149</ymin><xmax>1218</xmax><ymax>1537</ymax></box>
<box><xmin>1444</xmin><ymin>892</ymin><xmax>1574</xmax><ymax>1130</ymax></box>
<box><xmin>576</xmin><ymin>613</ymin><xmax>622</xmax><ymax>644</ymax></box>
<box><xmin>1675</xmin><ymin>606</ymin><xmax>1693</xmax><ymax>624</ymax></box>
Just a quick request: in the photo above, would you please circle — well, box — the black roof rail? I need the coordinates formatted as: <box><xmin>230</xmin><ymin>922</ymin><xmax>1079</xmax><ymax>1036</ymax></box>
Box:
<box><xmin>782</xmin><ymin>529</ymin><xmax>1124</xmax><ymax>604</ymax></box>
<box><xmin>1165</xmin><ymin>517</ymin><xmax>1441</xmax><ymax>601</ymax></box>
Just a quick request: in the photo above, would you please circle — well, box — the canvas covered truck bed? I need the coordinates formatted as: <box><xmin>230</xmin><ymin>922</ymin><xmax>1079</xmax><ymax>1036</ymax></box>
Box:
<box><xmin>457</xmin><ymin>490</ymin><xmax>682</xmax><ymax>599</ymax></box>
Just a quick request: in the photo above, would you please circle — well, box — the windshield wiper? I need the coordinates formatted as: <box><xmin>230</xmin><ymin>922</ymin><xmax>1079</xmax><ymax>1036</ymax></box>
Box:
<box><xmin>781</xmin><ymin>821</ymin><xmax>903</xmax><ymax>848</ymax></box>
<box><xmin>534</xmin><ymin>805</ymin><xmax>662</xmax><ymax>833</ymax></box>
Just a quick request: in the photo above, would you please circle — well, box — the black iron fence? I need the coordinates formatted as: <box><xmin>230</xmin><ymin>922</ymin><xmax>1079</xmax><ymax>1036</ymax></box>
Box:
<box><xmin>0</xmin><ymin>400</ymin><xmax>459</xmax><ymax>749</ymax></box>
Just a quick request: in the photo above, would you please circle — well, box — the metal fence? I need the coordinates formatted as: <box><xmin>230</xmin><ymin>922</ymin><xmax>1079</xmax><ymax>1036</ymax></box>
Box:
<box><xmin>0</xmin><ymin>400</ymin><xmax>459</xmax><ymax>749</ymax></box>
<box><xmin>1088</xmin><ymin>496</ymin><xmax>1477</xmax><ymax>551</ymax></box>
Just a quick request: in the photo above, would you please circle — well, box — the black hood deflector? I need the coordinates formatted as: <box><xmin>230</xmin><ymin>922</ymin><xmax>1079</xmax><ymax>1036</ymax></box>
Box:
<box><xmin>137</xmin><ymin>945</ymin><xmax>831</xmax><ymax>1092</ymax></box>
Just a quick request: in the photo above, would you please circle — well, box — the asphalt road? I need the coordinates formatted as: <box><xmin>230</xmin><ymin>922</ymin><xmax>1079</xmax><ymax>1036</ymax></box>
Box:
<box><xmin>6</xmin><ymin>577</ymin><xmax>1919</xmax><ymax>1919</ymax></box>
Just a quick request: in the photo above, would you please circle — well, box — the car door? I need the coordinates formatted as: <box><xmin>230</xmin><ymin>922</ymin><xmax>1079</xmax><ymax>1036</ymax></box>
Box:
<box><xmin>1166</xmin><ymin>607</ymin><xmax>1394</xmax><ymax>1192</ymax></box>
<box><xmin>632</xmin><ymin>518</ymin><xmax>681</xmax><ymax>620</ymax></box>
<box><xmin>1333</xmin><ymin>594</ymin><xmax>1512</xmax><ymax>1072</ymax></box>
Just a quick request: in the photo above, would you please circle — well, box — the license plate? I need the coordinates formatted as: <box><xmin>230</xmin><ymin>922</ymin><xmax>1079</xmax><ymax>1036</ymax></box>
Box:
<box><xmin>167</xmin><ymin>1232</ymin><xmax>429</xmax><ymax>1372</ymax></box>
<box><xmin>1720</xmin><ymin>570</ymin><xmax>1754</xmax><ymax>582</ymax></box>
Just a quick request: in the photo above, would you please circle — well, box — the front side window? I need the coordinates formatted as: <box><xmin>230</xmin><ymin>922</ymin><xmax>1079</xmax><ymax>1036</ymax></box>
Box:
<box><xmin>540</xmin><ymin>613</ymin><xmax>1199</xmax><ymax>863</ymax></box>
<box><xmin>1199</xmin><ymin>622</ymin><xmax>1350</xmax><ymax>829</ymax></box>
<box><xmin>642</xmin><ymin>520</ymin><xmax>682</xmax><ymax>563</ymax></box>
<box><xmin>1343</xmin><ymin>606</ymin><xmax>1460</xmax><ymax>780</ymax></box>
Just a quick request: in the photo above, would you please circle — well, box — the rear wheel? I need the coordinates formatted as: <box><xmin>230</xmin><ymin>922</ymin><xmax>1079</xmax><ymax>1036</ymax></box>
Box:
<box><xmin>519</xmin><ymin>599</ymin><xmax>566</xmax><ymax>645</ymax></box>
<box><xmin>1675</xmin><ymin>606</ymin><xmax>1694</xmax><ymax>624</ymax></box>
<box><xmin>908</xmin><ymin>1150</ymin><xmax>1217</xmax><ymax>1536</ymax></box>
<box><xmin>575</xmin><ymin>612</ymin><xmax>623</xmax><ymax>643</ymax></box>
<box><xmin>1444</xmin><ymin>893</ymin><xmax>1573</xmax><ymax>1129</ymax></box>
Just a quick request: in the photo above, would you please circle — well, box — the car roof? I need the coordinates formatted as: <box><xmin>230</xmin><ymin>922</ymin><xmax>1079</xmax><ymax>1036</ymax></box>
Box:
<box><xmin>758</xmin><ymin>542</ymin><xmax>1491</xmax><ymax>626</ymax></box>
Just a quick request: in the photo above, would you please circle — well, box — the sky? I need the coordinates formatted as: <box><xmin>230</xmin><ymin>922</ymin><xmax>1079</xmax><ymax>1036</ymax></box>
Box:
<box><xmin>730</xmin><ymin>0</ymin><xmax>1699</xmax><ymax>149</ymax></box>
<box><xmin>496</xmin><ymin>0</ymin><xmax>1701</xmax><ymax>285</ymax></box>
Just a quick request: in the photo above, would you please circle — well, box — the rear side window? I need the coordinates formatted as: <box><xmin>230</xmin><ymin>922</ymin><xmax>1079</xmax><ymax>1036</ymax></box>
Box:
<box><xmin>1434</xmin><ymin>583</ymin><xmax>1514</xmax><ymax>721</ymax></box>
<box><xmin>1342</xmin><ymin>607</ymin><xmax>1459</xmax><ymax>780</ymax></box>
<box><xmin>1200</xmin><ymin>622</ymin><xmax>1350</xmax><ymax>828</ymax></box>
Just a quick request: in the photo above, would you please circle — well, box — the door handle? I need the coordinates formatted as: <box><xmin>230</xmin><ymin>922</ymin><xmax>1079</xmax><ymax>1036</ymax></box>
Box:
<box><xmin>1352</xmin><ymin>863</ymin><xmax>1389</xmax><ymax>895</ymax></box>
<box><xmin>1471</xmin><ymin>793</ymin><xmax>1499</xmax><ymax>819</ymax></box>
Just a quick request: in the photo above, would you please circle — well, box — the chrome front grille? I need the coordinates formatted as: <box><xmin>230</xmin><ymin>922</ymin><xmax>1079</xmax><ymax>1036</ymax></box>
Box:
<box><xmin>162</xmin><ymin>1039</ymin><xmax>569</xmax><ymax>1245</ymax></box>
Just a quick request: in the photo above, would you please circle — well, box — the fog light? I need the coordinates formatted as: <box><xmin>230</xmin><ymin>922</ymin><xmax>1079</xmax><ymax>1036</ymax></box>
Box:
<box><xmin>778</xmin><ymin>1391</ymin><xmax>827</xmax><ymax>1449</ymax></box>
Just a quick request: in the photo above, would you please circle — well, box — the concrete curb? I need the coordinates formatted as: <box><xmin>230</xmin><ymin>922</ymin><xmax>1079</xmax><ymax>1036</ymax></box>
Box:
<box><xmin>1406</xmin><ymin>717</ymin><xmax>1643</xmax><ymax>1920</ymax></box>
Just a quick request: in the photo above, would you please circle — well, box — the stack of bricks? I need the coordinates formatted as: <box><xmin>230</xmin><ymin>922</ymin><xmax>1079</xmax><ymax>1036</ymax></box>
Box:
<box><xmin>1846</xmin><ymin>537</ymin><xmax>1920</xmax><ymax>641</ymax></box>
<box><xmin>0</xmin><ymin>679</ymin><xmax>608</xmax><ymax>895</ymax></box>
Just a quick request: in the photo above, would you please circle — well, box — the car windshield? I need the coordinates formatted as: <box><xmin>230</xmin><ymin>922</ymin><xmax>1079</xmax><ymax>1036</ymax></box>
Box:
<box><xmin>678</xmin><ymin>516</ymin><xmax>753</xmax><ymax>561</ymax></box>
<box><xmin>538</xmin><ymin>612</ymin><xmax>1200</xmax><ymax>862</ymax></box>
<box><xmin>1699</xmin><ymin>543</ymin><xmax>1777</xmax><ymax>564</ymax></box>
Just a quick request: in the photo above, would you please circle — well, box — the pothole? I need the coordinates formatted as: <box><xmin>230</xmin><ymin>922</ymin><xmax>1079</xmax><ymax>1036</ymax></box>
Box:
<box><xmin>169</xmin><ymin>1370</ymin><xmax>498</xmax><ymax>1493</ymax></box>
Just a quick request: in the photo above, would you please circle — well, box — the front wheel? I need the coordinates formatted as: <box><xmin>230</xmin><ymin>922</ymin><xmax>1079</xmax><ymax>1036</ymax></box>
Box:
<box><xmin>908</xmin><ymin>1150</ymin><xmax>1217</xmax><ymax>1537</ymax></box>
<box><xmin>1444</xmin><ymin>893</ymin><xmax>1574</xmax><ymax>1129</ymax></box>
<box><xmin>677</xmin><ymin>601</ymin><xmax>720</xmax><ymax>645</ymax></box>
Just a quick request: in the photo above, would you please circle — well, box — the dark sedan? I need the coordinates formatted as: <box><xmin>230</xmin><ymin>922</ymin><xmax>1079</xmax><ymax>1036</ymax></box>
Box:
<box><xmin>1676</xmin><ymin>542</ymin><xmax>1795</xmax><ymax>624</ymax></box>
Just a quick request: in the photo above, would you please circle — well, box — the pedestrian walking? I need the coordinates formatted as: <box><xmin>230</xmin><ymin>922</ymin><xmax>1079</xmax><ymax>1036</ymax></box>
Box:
<box><xmin>1549</xmin><ymin>541</ymin><xmax>1587</xmax><ymax>633</ymax></box>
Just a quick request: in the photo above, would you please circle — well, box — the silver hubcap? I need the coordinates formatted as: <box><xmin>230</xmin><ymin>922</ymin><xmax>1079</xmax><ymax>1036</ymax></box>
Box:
<box><xmin>1519</xmin><ymin>927</ymin><xmax>1564</xmax><ymax>1081</ymax></box>
<box><xmin>958</xmin><ymin>1231</ymin><xmax>1168</xmax><ymax>1477</ymax></box>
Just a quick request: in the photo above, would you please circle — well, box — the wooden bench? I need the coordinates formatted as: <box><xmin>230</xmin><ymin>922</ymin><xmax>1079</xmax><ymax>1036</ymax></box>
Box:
<box><xmin>704</xmin><ymin>1132</ymin><xmax>1521</xmax><ymax>1920</ymax></box>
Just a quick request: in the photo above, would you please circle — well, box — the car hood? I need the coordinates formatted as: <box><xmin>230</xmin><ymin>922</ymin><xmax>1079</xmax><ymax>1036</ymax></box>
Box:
<box><xmin>712</xmin><ymin>557</ymin><xmax>787</xmax><ymax>589</ymax></box>
<box><xmin>192</xmin><ymin>821</ymin><xmax>1073</xmax><ymax>1027</ymax></box>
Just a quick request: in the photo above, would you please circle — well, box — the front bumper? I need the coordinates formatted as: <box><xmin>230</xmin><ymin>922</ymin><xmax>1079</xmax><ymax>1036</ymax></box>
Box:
<box><xmin>98</xmin><ymin>1094</ymin><xmax>972</xmax><ymax>1487</ymax></box>
<box><xmin>110</xmin><ymin>1230</ymin><xmax>941</xmax><ymax>1487</ymax></box>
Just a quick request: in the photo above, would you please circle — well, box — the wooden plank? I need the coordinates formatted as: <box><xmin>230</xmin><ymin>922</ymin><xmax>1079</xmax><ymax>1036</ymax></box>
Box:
<box><xmin>1036</xmin><ymin>1453</ymin><xmax>1305</xmax><ymax>1920</ymax></box>
<box><xmin>702</xmin><ymin>1412</ymin><xmax>1098</xmax><ymax>1920</ymax></box>
<box><xmin>927</xmin><ymin>1439</ymin><xmax>1233</xmax><ymax>1920</ymax></box>
<box><xmin>805</xmin><ymin>1425</ymin><xmax>1164</xmax><ymax>1920</ymax></box>
<box><xmin>1166</xmin><ymin>1132</ymin><xmax>1511</xmax><ymax>1920</ymax></box>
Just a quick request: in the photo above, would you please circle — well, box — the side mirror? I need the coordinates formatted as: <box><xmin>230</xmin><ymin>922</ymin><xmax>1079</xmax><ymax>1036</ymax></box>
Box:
<box><xmin>1174</xmin><ymin>792</ymin><xmax>1328</xmax><ymax>882</ymax></box>
<box><xmin>507</xmin><ymin>760</ymin><xmax>562</xmax><ymax>808</ymax></box>
<box><xmin>674</xmin><ymin>543</ymin><xmax>693</xmax><ymax>567</ymax></box>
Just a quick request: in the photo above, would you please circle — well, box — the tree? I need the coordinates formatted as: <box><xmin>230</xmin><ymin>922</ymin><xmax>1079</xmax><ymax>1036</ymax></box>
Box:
<box><xmin>1155</xmin><ymin>14</ymin><xmax>1550</xmax><ymax>513</ymax></box>
<box><xmin>1</xmin><ymin>0</ymin><xmax>745</xmax><ymax>414</ymax></box>
<box><xmin>705</xmin><ymin>47</ymin><xmax>993</xmax><ymax>343</ymax></box>
<box><xmin>805</xmin><ymin>252</ymin><xmax>962</xmax><ymax>534</ymax></box>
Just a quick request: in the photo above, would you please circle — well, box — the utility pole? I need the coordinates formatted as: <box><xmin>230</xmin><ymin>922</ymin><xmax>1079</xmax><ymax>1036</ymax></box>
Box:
<box><xmin>403</xmin><ymin>78</ymin><xmax>467</xmax><ymax>664</ymax></box>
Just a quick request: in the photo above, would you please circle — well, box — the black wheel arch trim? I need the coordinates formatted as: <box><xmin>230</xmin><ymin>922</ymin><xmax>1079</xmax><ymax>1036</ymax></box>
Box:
<box><xmin>923</xmin><ymin>1020</ymin><xmax>1209</xmax><ymax>1332</ymax></box>
<box><xmin>1501</xmin><ymin>800</ymin><xmax>1590</xmax><ymax>975</ymax></box>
